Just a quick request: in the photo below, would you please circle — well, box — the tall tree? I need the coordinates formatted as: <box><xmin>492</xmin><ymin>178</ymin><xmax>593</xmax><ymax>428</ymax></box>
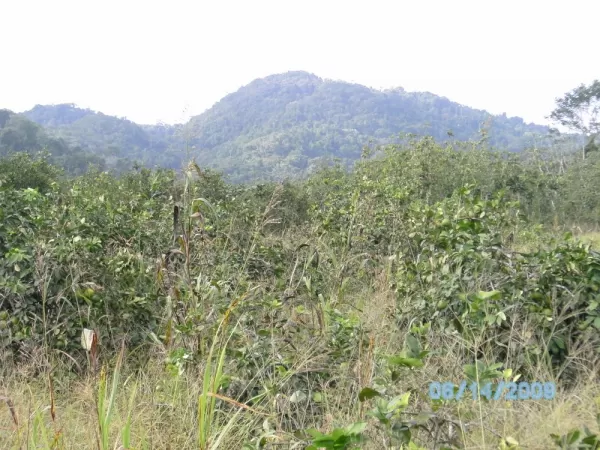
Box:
<box><xmin>549</xmin><ymin>80</ymin><xmax>600</xmax><ymax>160</ymax></box>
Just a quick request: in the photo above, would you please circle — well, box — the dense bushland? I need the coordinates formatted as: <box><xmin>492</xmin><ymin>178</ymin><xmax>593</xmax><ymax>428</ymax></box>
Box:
<box><xmin>1</xmin><ymin>138</ymin><xmax>600</xmax><ymax>449</ymax></box>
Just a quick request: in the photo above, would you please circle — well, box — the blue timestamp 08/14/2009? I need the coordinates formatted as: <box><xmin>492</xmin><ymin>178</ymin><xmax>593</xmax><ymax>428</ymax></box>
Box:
<box><xmin>429</xmin><ymin>381</ymin><xmax>556</xmax><ymax>401</ymax></box>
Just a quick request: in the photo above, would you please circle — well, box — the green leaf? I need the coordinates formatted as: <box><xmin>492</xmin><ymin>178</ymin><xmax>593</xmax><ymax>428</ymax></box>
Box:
<box><xmin>358</xmin><ymin>387</ymin><xmax>381</xmax><ymax>402</ymax></box>
<box><xmin>567</xmin><ymin>429</ymin><xmax>581</xmax><ymax>444</ymax></box>
<box><xmin>344</xmin><ymin>422</ymin><xmax>367</xmax><ymax>435</ymax></box>
<box><xmin>405</xmin><ymin>334</ymin><xmax>421</xmax><ymax>357</ymax></box>
<box><xmin>452</xmin><ymin>318</ymin><xmax>464</xmax><ymax>333</ymax></box>
<box><xmin>477</xmin><ymin>290</ymin><xmax>501</xmax><ymax>300</ymax></box>
<box><xmin>387</xmin><ymin>356</ymin><xmax>424</xmax><ymax>368</ymax></box>
<box><xmin>582</xmin><ymin>434</ymin><xmax>600</xmax><ymax>446</ymax></box>
<box><xmin>305</xmin><ymin>428</ymin><xmax>323</xmax><ymax>439</ymax></box>
<box><xmin>388</xmin><ymin>393</ymin><xmax>411</xmax><ymax>411</ymax></box>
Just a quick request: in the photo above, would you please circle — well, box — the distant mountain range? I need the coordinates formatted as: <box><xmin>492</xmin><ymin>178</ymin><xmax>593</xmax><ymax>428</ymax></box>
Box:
<box><xmin>3</xmin><ymin>71</ymin><xmax>550</xmax><ymax>181</ymax></box>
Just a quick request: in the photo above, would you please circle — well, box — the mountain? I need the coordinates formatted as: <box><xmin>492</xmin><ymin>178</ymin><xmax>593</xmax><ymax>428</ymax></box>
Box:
<box><xmin>20</xmin><ymin>71</ymin><xmax>550</xmax><ymax>181</ymax></box>
<box><xmin>23</xmin><ymin>104</ymin><xmax>184</xmax><ymax>169</ymax></box>
<box><xmin>0</xmin><ymin>108</ymin><xmax>105</xmax><ymax>174</ymax></box>
<box><xmin>184</xmin><ymin>71</ymin><xmax>549</xmax><ymax>180</ymax></box>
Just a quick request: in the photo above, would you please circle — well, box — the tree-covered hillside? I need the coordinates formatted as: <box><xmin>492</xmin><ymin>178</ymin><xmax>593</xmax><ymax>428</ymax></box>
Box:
<box><xmin>23</xmin><ymin>104</ymin><xmax>183</xmax><ymax>170</ymax></box>
<box><xmin>21</xmin><ymin>72</ymin><xmax>551</xmax><ymax>182</ymax></box>
<box><xmin>185</xmin><ymin>71</ymin><xmax>550</xmax><ymax>180</ymax></box>
<box><xmin>0</xmin><ymin>108</ymin><xmax>105</xmax><ymax>174</ymax></box>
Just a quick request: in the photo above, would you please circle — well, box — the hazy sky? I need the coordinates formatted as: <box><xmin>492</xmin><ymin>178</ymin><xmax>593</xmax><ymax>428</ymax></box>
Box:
<box><xmin>1</xmin><ymin>0</ymin><xmax>597</xmax><ymax>125</ymax></box>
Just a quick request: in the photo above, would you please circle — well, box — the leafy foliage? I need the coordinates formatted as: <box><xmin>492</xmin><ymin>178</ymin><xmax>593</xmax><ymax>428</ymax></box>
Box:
<box><xmin>1</xmin><ymin>133</ymin><xmax>600</xmax><ymax>448</ymax></box>
<box><xmin>0</xmin><ymin>152</ymin><xmax>62</xmax><ymax>192</ymax></box>
<box><xmin>550</xmin><ymin>80</ymin><xmax>600</xmax><ymax>159</ymax></box>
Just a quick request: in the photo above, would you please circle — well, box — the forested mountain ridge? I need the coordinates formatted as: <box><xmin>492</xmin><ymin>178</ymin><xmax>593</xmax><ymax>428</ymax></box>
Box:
<box><xmin>185</xmin><ymin>71</ymin><xmax>550</xmax><ymax>179</ymax></box>
<box><xmin>23</xmin><ymin>104</ymin><xmax>183</xmax><ymax>170</ymax></box>
<box><xmin>0</xmin><ymin>108</ymin><xmax>105</xmax><ymax>174</ymax></box>
<box><xmin>188</xmin><ymin>71</ymin><xmax>548</xmax><ymax>148</ymax></box>
<box><xmin>19</xmin><ymin>71</ymin><xmax>550</xmax><ymax>181</ymax></box>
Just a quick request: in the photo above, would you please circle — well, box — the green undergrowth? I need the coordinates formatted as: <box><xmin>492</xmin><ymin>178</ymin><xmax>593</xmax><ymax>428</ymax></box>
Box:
<box><xmin>1</xmin><ymin>138</ymin><xmax>600</xmax><ymax>449</ymax></box>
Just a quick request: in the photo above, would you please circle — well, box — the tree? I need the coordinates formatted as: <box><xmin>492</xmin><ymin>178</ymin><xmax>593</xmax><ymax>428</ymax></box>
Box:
<box><xmin>549</xmin><ymin>80</ymin><xmax>600</xmax><ymax>160</ymax></box>
<box><xmin>0</xmin><ymin>151</ymin><xmax>62</xmax><ymax>192</ymax></box>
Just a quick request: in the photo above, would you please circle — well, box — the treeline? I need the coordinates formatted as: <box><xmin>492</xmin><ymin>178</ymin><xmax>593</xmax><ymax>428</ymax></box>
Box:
<box><xmin>350</xmin><ymin>136</ymin><xmax>600</xmax><ymax>226</ymax></box>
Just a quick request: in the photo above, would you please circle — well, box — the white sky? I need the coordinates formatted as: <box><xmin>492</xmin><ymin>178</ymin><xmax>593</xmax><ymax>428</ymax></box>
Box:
<box><xmin>1</xmin><ymin>0</ymin><xmax>597</xmax><ymax>125</ymax></box>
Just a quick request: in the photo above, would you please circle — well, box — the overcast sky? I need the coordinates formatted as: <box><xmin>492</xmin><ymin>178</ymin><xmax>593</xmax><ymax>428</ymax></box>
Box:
<box><xmin>1</xmin><ymin>0</ymin><xmax>597</xmax><ymax>125</ymax></box>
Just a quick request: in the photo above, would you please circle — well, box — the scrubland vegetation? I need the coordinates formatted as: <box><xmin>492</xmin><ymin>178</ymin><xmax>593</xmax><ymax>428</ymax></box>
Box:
<box><xmin>1</xmin><ymin>79</ymin><xmax>600</xmax><ymax>449</ymax></box>
<box><xmin>1</xmin><ymin>131</ymin><xmax>600</xmax><ymax>449</ymax></box>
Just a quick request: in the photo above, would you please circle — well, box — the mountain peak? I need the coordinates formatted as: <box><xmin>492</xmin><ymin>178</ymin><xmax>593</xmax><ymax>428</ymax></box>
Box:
<box><xmin>239</xmin><ymin>71</ymin><xmax>323</xmax><ymax>95</ymax></box>
<box><xmin>260</xmin><ymin>71</ymin><xmax>322</xmax><ymax>84</ymax></box>
<box><xmin>25</xmin><ymin>103</ymin><xmax>96</xmax><ymax>127</ymax></box>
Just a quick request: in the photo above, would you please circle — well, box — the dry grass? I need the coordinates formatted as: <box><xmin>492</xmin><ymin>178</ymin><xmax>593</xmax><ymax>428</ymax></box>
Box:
<box><xmin>1</xmin><ymin>356</ymin><xmax>598</xmax><ymax>449</ymax></box>
<box><xmin>2</xmin><ymin>279</ymin><xmax>598</xmax><ymax>450</ymax></box>
<box><xmin>578</xmin><ymin>231</ymin><xmax>600</xmax><ymax>250</ymax></box>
